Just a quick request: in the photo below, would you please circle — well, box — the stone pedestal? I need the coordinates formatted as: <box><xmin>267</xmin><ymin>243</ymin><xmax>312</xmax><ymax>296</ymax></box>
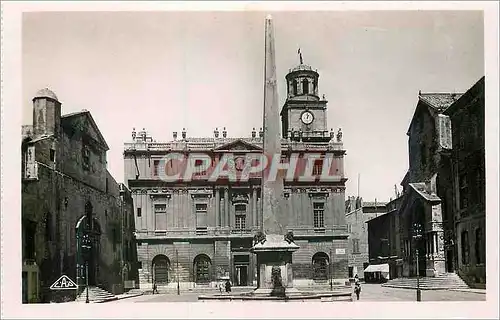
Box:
<box><xmin>251</xmin><ymin>234</ymin><xmax>299</xmax><ymax>295</ymax></box>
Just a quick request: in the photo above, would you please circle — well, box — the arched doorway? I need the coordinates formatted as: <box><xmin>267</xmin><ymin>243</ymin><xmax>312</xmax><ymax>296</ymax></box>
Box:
<box><xmin>152</xmin><ymin>255</ymin><xmax>170</xmax><ymax>284</ymax></box>
<box><xmin>312</xmin><ymin>252</ymin><xmax>330</xmax><ymax>280</ymax></box>
<box><xmin>193</xmin><ymin>254</ymin><xmax>211</xmax><ymax>284</ymax></box>
<box><xmin>76</xmin><ymin>202</ymin><xmax>101</xmax><ymax>287</ymax></box>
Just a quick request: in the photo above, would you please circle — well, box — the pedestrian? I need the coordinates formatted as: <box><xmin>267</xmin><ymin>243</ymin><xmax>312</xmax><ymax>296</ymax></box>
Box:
<box><xmin>354</xmin><ymin>274</ymin><xmax>360</xmax><ymax>285</ymax></box>
<box><xmin>153</xmin><ymin>281</ymin><xmax>158</xmax><ymax>294</ymax></box>
<box><xmin>354</xmin><ymin>282</ymin><xmax>361</xmax><ymax>300</ymax></box>
<box><xmin>225</xmin><ymin>279</ymin><xmax>232</xmax><ymax>293</ymax></box>
<box><xmin>218</xmin><ymin>281</ymin><xmax>224</xmax><ymax>294</ymax></box>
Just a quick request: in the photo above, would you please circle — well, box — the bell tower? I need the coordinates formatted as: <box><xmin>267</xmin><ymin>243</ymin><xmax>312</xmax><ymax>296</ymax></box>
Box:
<box><xmin>280</xmin><ymin>50</ymin><xmax>330</xmax><ymax>142</ymax></box>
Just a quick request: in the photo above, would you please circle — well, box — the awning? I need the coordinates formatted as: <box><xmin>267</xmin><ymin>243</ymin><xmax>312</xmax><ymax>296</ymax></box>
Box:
<box><xmin>364</xmin><ymin>264</ymin><xmax>389</xmax><ymax>273</ymax></box>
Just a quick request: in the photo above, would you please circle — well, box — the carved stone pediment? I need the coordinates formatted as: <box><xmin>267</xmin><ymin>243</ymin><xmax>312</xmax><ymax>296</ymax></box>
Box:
<box><xmin>189</xmin><ymin>189</ymin><xmax>213</xmax><ymax>199</ymax></box>
<box><xmin>231</xmin><ymin>193</ymin><xmax>249</xmax><ymax>204</ymax></box>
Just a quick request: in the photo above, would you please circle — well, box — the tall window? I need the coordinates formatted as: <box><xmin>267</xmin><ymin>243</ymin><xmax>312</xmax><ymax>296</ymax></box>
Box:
<box><xmin>313</xmin><ymin>202</ymin><xmax>325</xmax><ymax>228</ymax></box>
<box><xmin>235</xmin><ymin>204</ymin><xmax>246</xmax><ymax>230</ymax></box>
<box><xmin>352</xmin><ymin>239</ymin><xmax>360</xmax><ymax>254</ymax></box>
<box><xmin>137</xmin><ymin>207</ymin><xmax>142</xmax><ymax>217</ymax></box>
<box><xmin>459</xmin><ymin>174</ymin><xmax>468</xmax><ymax>210</ymax></box>
<box><xmin>49</xmin><ymin>149</ymin><xmax>55</xmax><ymax>162</ymax></box>
<box><xmin>475</xmin><ymin>228</ymin><xmax>483</xmax><ymax>265</ymax></box>
<box><xmin>293</xmin><ymin>79</ymin><xmax>298</xmax><ymax>95</ymax></box>
<box><xmin>153</xmin><ymin>160</ymin><xmax>160</xmax><ymax>176</ymax></box>
<box><xmin>461</xmin><ymin>230</ymin><xmax>469</xmax><ymax>265</ymax></box>
<box><xmin>302</xmin><ymin>79</ymin><xmax>309</xmax><ymax>94</ymax></box>
<box><xmin>82</xmin><ymin>144</ymin><xmax>90</xmax><ymax>170</ymax></box>
<box><xmin>195</xmin><ymin>203</ymin><xmax>208</xmax><ymax>232</ymax></box>
<box><xmin>312</xmin><ymin>160</ymin><xmax>323</xmax><ymax>176</ymax></box>
<box><xmin>154</xmin><ymin>204</ymin><xmax>167</xmax><ymax>231</ymax></box>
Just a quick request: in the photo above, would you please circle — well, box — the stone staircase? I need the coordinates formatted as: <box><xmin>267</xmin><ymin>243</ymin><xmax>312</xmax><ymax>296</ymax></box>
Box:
<box><xmin>382</xmin><ymin>272</ymin><xmax>470</xmax><ymax>290</ymax></box>
<box><xmin>75</xmin><ymin>286</ymin><xmax>117</xmax><ymax>303</ymax></box>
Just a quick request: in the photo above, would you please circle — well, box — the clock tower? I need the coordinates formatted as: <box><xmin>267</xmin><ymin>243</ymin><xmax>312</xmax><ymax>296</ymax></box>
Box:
<box><xmin>280</xmin><ymin>52</ymin><xmax>331</xmax><ymax>142</ymax></box>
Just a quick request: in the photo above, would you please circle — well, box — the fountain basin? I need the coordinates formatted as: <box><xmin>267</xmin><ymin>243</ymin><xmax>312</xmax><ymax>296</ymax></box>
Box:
<box><xmin>198</xmin><ymin>287</ymin><xmax>353</xmax><ymax>302</ymax></box>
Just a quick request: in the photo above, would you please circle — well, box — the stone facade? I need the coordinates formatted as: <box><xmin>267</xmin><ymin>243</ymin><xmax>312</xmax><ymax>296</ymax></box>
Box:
<box><xmin>21</xmin><ymin>89</ymin><xmax>138</xmax><ymax>303</ymax></box>
<box><xmin>443</xmin><ymin>77</ymin><xmax>485</xmax><ymax>288</ymax></box>
<box><xmin>396</xmin><ymin>92</ymin><xmax>462</xmax><ymax>278</ymax></box>
<box><xmin>366</xmin><ymin>196</ymin><xmax>404</xmax><ymax>280</ymax></box>
<box><xmin>125</xmin><ymin>61</ymin><xmax>350</xmax><ymax>290</ymax></box>
<box><xmin>345</xmin><ymin>197</ymin><xmax>387</xmax><ymax>279</ymax></box>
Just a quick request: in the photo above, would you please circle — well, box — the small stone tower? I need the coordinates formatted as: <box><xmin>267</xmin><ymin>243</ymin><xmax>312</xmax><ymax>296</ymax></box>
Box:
<box><xmin>32</xmin><ymin>88</ymin><xmax>61</xmax><ymax>137</ymax></box>
<box><xmin>280</xmin><ymin>53</ymin><xmax>330</xmax><ymax>142</ymax></box>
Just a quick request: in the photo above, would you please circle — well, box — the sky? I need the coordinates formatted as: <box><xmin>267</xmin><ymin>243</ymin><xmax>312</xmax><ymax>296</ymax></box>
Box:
<box><xmin>22</xmin><ymin>11</ymin><xmax>484</xmax><ymax>202</ymax></box>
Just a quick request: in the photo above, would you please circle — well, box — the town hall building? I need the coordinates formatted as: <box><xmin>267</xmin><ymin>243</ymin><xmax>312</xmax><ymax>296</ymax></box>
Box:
<box><xmin>124</xmin><ymin>59</ymin><xmax>350</xmax><ymax>290</ymax></box>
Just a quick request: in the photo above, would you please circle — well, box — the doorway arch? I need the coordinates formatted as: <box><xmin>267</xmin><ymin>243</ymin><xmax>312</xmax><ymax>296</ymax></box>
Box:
<box><xmin>193</xmin><ymin>254</ymin><xmax>211</xmax><ymax>284</ymax></box>
<box><xmin>152</xmin><ymin>255</ymin><xmax>170</xmax><ymax>284</ymax></box>
<box><xmin>76</xmin><ymin>205</ymin><xmax>101</xmax><ymax>287</ymax></box>
<box><xmin>312</xmin><ymin>252</ymin><xmax>329</xmax><ymax>280</ymax></box>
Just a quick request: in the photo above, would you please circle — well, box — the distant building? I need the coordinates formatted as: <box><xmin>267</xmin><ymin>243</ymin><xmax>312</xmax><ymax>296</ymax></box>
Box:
<box><xmin>124</xmin><ymin>59</ymin><xmax>350</xmax><ymax>290</ymax></box>
<box><xmin>345</xmin><ymin>197</ymin><xmax>387</xmax><ymax>279</ymax></box>
<box><xmin>443</xmin><ymin>77</ymin><xmax>485</xmax><ymax>288</ymax></box>
<box><xmin>21</xmin><ymin>89</ymin><xmax>139</xmax><ymax>303</ymax></box>
<box><xmin>366</xmin><ymin>196</ymin><xmax>404</xmax><ymax>281</ymax></box>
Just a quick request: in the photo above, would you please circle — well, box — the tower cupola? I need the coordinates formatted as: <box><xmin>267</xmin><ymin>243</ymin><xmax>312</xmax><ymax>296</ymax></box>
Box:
<box><xmin>32</xmin><ymin>88</ymin><xmax>61</xmax><ymax>137</ymax></box>
<box><xmin>285</xmin><ymin>49</ymin><xmax>320</xmax><ymax>102</ymax></box>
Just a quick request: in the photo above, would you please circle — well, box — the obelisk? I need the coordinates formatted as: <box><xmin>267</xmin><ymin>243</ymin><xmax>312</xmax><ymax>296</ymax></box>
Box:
<box><xmin>252</xmin><ymin>14</ymin><xmax>299</xmax><ymax>296</ymax></box>
<box><xmin>262</xmin><ymin>14</ymin><xmax>285</xmax><ymax>235</ymax></box>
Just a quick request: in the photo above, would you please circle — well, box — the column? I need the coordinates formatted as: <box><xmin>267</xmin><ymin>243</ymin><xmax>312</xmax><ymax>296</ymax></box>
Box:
<box><xmin>308</xmin><ymin>78</ymin><xmax>314</xmax><ymax>94</ymax></box>
<box><xmin>224</xmin><ymin>188</ymin><xmax>229</xmax><ymax>227</ymax></box>
<box><xmin>252</xmin><ymin>188</ymin><xmax>257</xmax><ymax>228</ymax></box>
<box><xmin>215</xmin><ymin>189</ymin><xmax>220</xmax><ymax>227</ymax></box>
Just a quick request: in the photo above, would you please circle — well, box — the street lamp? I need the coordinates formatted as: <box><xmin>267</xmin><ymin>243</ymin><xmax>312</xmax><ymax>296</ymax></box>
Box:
<box><xmin>85</xmin><ymin>262</ymin><xmax>89</xmax><ymax>303</ymax></box>
<box><xmin>329</xmin><ymin>249</ymin><xmax>333</xmax><ymax>291</ymax></box>
<box><xmin>81</xmin><ymin>233</ymin><xmax>92</xmax><ymax>304</ymax></box>
<box><xmin>412</xmin><ymin>222</ymin><xmax>423</xmax><ymax>302</ymax></box>
<box><xmin>176</xmin><ymin>249</ymin><xmax>180</xmax><ymax>295</ymax></box>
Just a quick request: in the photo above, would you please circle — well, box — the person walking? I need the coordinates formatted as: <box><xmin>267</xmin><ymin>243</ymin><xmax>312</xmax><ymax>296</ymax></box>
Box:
<box><xmin>218</xmin><ymin>281</ymin><xmax>224</xmax><ymax>294</ymax></box>
<box><xmin>225</xmin><ymin>279</ymin><xmax>232</xmax><ymax>293</ymax></box>
<box><xmin>354</xmin><ymin>282</ymin><xmax>361</xmax><ymax>300</ymax></box>
<box><xmin>152</xmin><ymin>281</ymin><xmax>158</xmax><ymax>294</ymax></box>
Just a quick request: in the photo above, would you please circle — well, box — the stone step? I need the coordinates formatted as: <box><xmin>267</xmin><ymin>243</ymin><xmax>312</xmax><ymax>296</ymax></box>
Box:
<box><xmin>75</xmin><ymin>286</ymin><xmax>116</xmax><ymax>302</ymax></box>
<box><xmin>382</xmin><ymin>273</ymin><xmax>469</xmax><ymax>290</ymax></box>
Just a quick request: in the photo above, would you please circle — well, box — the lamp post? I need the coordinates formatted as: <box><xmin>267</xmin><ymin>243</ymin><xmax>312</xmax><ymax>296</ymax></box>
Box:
<box><xmin>329</xmin><ymin>249</ymin><xmax>333</xmax><ymax>291</ymax></box>
<box><xmin>412</xmin><ymin>222</ymin><xmax>423</xmax><ymax>302</ymax></box>
<box><xmin>81</xmin><ymin>233</ymin><xmax>92</xmax><ymax>304</ymax></box>
<box><xmin>176</xmin><ymin>249</ymin><xmax>180</xmax><ymax>295</ymax></box>
<box><xmin>85</xmin><ymin>262</ymin><xmax>89</xmax><ymax>303</ymax></box>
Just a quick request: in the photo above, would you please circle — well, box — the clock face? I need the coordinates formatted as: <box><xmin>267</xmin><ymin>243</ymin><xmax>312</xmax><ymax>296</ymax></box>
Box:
<box><xmin>234</xmin><ymin>157</ymin><xmax>245</xmax><ymax>171</ymax></box>
<box><xmin>301</xmin><ymin>111</ymin><xmax>314</xmax><ymax>125</ymax></box>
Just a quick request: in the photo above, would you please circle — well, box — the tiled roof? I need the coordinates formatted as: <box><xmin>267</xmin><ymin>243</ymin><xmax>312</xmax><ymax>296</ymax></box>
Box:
<box><xmin>419</xmin><ymin>93</ymin><xmax>463</xmax><ymax>111</ymax></box>
<box><xmin>409</xmin><ymin>183</ymin><xmax>441</xmax><ymax>202</ymax></box>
